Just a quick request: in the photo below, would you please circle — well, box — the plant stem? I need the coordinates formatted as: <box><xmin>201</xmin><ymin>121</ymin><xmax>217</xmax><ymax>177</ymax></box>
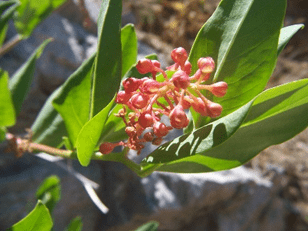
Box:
<box><xmin>0</xmin><ymin>34</ymin><xmax>22</xmax><ymax>57</ymax></box>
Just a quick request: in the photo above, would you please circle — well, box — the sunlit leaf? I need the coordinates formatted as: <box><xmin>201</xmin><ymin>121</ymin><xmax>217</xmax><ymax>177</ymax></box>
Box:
<box><xmin>0</xmin><ymin>69</ymin><xmax>15</xmax><ymax>126</ymax></box>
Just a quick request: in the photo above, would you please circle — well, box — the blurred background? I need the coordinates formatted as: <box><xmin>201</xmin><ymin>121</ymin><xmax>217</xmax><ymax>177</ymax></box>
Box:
<box><xmin>0</xmin><ymin>0</ymin><xmax>308</xmax><ymax>230</ymax></box>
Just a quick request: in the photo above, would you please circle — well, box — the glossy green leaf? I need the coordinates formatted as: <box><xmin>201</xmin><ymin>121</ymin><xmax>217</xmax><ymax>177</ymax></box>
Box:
<box><xmin>121</xmin><ymin>24</ymin><xmax>138</xmax><ymax>76</ymax></box>
<box><xmin>150</xmin><ymin>79</ymin><xmax>308</xmax><ymax>173</ymax></box>
<box><xmin>90</xmin><ymin>0</ymin><xmax>122</xmax><ymax>117</ymax></box>
<box><xmin>0</xmin><ymin>0</ymin><xmax>19</xmax><ymax>43</ymax></box>
<box><xmin>31</xmin><ymin>87</ymin><xmax>68</xmax><ymax>147</ymax></box>
<box><xmin>65</xmin><ymin>217</ymin><xmax>83</xmax><ymax>231</ymax></box>
<box><xmin>36</xmin><ymin>175</ymin><xmax>61</xmax><ymax>214</ymax></box>
<box><xmin>76</xmin><ymin>97</ymin><xmax>115</xmax><ymax>166</ymax></box>
<box><xmin>7</xmin><ymin>201</ymin><xmax>53</xmax><ymax>231</ymax></box>
<box><xmin>14</xmin><ymin>0</ymin><xmax>66</xmax><ymax>38</ymax></box>
<box><xmin>0</xmin><ymin>69</ymin><xmax>15</xmax><ymax>126</ymax></box>
<box><xmin>189</xmin><ymin>0</ymin><xmax>286</xmax><ymax>128</ymax></box>
<box><xmin>142</xmin><ymin>99</ymin><xmax>253</xmax><ymax>164</ymax></box>
<box><xmin>9</xmin><ymin>38</ymin><xmax>52</xmax><ymax>115</ymax></box>
<box><xmin>53</xmin><ymin>53</ymin><xmax>96</xmax><ymax>147</ymax></box>
<box><xmin>277</xmin><ymin>24</ymin><xmax>304</xmax><ymax>55</ymax></box>
<box><xmin>135</xmin><ymin>221</ymin><xmax>159</xmax><ymax>231</ymax></box>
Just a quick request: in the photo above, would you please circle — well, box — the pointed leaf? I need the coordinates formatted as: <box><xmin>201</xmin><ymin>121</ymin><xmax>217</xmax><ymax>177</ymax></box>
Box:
<box><xmin>153</xmin><ymin>79</ymin><xmax>308</xmax><ymax>173</ymax></box>
<box><xmin>76</xmin><ymin>97</ymin><xmax>115</xmax><ymax>166</ymax></box>
<box><xmin>65</xmin><ymin>217</ymin><xmax>83</xmax><ymax>231</ymax></box>
<box><xmin>31</xmin><ymin>87</ymin><xmax>67</xmax><ymax>147</ymax></box>
<box><xmin>277</xmin><ymin>24</ymin><xmax>304</xmax><ymax>55</ymax></box>
<box><xmin>9</xmin><ymin>38</ymin><xmax>52</xmax><ymax>115</ymax></box>
<box><xmin>90</xmin><ymin>0</ymin><xmax>122</xmax><ymax>117</ymax></box>
<box><xmin>121</xmin><ymin>24</ymin><xmax>138</xmax><ymax>77</ymax></box>
<box><xmin>53</xmin><ymin>53</ymin><xmax>96</xmax><ymax>147</ymax></box>
<box><xmin>0</xmin><ymin>0</ymin><xmax>19</xmax><ymax>40</ymax></box>
<box><xmin>7</xmin><ymin>201</ymin><xmax>53</xmax><ymax>231</ymax></box>
<box><xmin>142</xmin><ymin>99</ymin><xmax>253</xmax><ymax>164</ymax></box>
<box><xmin>14</xmin><ymin>0</ymin><xmax>66</xmax><ymax>38</ymax></box>
<box><xmin>36</xmin><ymin>175</ymin><xmax>61</xmax><ymax>214</ymax></box>
<box><xmin>135</xmin><ymin>221</ymin><xmax>159</xmax><ymax>231</ymax></box>
<box><xmin>0</xmin><ymin>69</ymin><xmax>15</xmax><ymax>126</ymax></box>
<box><xmin>189</xmin><ymin>0</ymin><xmax>286</xmax><ymax>127</ymax></box>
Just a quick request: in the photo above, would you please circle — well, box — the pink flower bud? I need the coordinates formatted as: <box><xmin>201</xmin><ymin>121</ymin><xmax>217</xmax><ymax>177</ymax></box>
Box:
<box><xmin>210</xmin><ymin>81</ymin><xmax>228</xmax><ymax>97</ymax></box>
<box><xmin>191</xmin><ymin>98</ymin><xmax>208</xmax><ymax>116</ymax></box>
<box><xmin>143</xmin><ymin>132</ymin><xmax>154</xmax><ymax>141</ymax></box>
<box><xmin>171</xmin><ymin>47</ymin><xmax>188</xmax><ymax>67</ymax></box>
<box><xmin>183</xmin><ymin>60</ymin><xmax>192</xmax><ymax>75</ymax></box>
<box><xmin>169</xmin><ymin>105</ymin><xmax>189</xmax><ymax>129</ymax></box>
<box><xmin>140</xmin><ymin>79</ymin><xmax>163</xmax><ymax>94</ymax></box>
<box><xmin>182</xmin><ymin>96</ymin><xmax>191</xmax><ymax>110</ymax></box>
<box><xmin>153</xmin><ymin>122</ymin><xmax>170</xmax><ymax>137</ymax></box>
<box><xmin>138</xmin><ymin>112</ymin><xmax>154</xmax><ymax>128</ymax></box>
<box><xmin>123</xmin><ymin>77</ymin><xmax>141</xmax><ymax>93</ymax></box>
<box><xmin>207</xmin><ymin>101</ymin><xmax>223</xmax><ymax>118</ymax></box>
<box><xmin>116</xmin><ymin>91</ymin><xmax>131</xmax><ymax>104</ymax></box>
<box><xmin>130</xmin><ymin>92</ymin><xmax>149</xmax><ymax>109</ymax></box>
<box><xmin>171</xmin><ymin>70</ymin><xmax>190</xmax><ymax>89</ymax></box>
<box><xmin>136</xmin><ymin>59</ymin><xmax>155</xmax><ymax>74</ymax></box>
<box><xmin>197</xmin><ymin>57</ymin><xmax>215</xmax><ymax>74</ymax></box>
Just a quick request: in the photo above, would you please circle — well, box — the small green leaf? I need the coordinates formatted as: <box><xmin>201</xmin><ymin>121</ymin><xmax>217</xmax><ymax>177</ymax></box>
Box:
<box><xmin>278</xmin><ymin>24</ymin><xmax>304</xmax><ymax>55</ymax></box>
<box><xmin>189</xmin><ymin>0</ymin><xmax>287</xmax><ymax>127</ymax></box>
<box><xmin>153</xmin><ymin>79</ymin><xmax>308</xmax><ymax>173</ymax></box>
<box><xmin>14</xmin><ymin>0</ymin><xmax>67</xmax><ymax>38</ymax></box>
<box><xmin>0</xmin><ymin>69</ymin><xmax>15</xmax><ymax>127</ymax></box>
<box><xmin>91</xmin><ymin>0</ymin><xmax>122</xmax><ymax>117</ymax></box>
<box><xmin>0</xmin><ymin>23</ymin><xmax>8</xmax><ymax>46</ymax></box>
<box><xmin>76</xmin><ymin>97</ymin><xmax>116</xmax><ymax>166</ymax></box>
<box><xmin>53</xmin><ymin>53</ymin><xmax>96</xmax><ymax>147</ymax></box>
<box><xmin>142</xmin><ymin>99</ymin><xmax>253</xmax><ymax>164</ymax></box>
<box><xmin>0</xmin><ymin>0</ymin><xmax>19</xmax><ymax>44</ymax></box>
<box><xmin>65</xmin><ymin>217</ymin><xmax>83</xmax><ymax>231</ymax></box>
<box><xmin>7</xmin><ymin>201</ymin><xmax>53</xmax><ymax>231</ymax></box>
<box><xmin>135</xmin><ymin>221</ymin><xmax>159</xmax><ymax>231</ymax></box>
<box><xmin>9</xmin><ymin>38</ymin><xmax>52</xmax><ymax>116</ymax></box>
<box><xmin>36</xmin><ymin>175</ymin><xmax>61</xmax><ymax>214</ymax></box>
<box><xmin>121</xmin><ymin>24</ymin><xmax>138</xmax><ymax>77</ymax></box>
<box><xmin>31</xmin><ymin>87</ymin><xmax>68</xmax><ymax>147</ymax></box>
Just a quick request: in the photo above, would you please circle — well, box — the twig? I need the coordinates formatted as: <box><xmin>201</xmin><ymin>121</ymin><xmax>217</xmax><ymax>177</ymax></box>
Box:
<box><xmin>0</xmin><ymin>34</ymin><xmax>21</xmax><ymax>57</ymax></box>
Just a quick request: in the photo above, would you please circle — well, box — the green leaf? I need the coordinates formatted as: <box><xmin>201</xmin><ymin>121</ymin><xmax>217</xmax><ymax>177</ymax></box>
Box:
<box><xmin>31</xmin><ymin>87</ymin><xmax>68</xmax><ymax>147</ymax></box>
<box><xmin>135</xmin><ymin>221</ymin><xmax>159</xmax><ymax>231</ymax></box>
<box><xmin>36</xmin><ymin>175</ymin><xmax>61</xmax><ymax>214</ymax></box>
<box><xmin>9</xmin><ymin>38</ymin><xmax>52</xmax><ymax>116</ymax></box>
<box><xmin>65</xmin><ymin>217</ymin><xmax>83</xmax><ymax>231</ymax></box>
<box><xmin>277</xmin><ymin>24</ymin><xmax>304</xmax><ymax>55</ymax></box>
<box><xmin>0</xmin><ymin>126</ymin><xmax>6</xmax><ymax>142</ymax></box>
<box><xmin>152</xmin><ymin>79</ymin><xmax>308</xmax><ymax>173</ymax></box>
<box><xmin>0</xmin><ymin>0</ymin><xmax>19</xmax><ymax>43</ymax></box>
<box><xmin>13</xmin><ymin>0</ymin><xmax>67</xmax><ymax>38</ymax></box>
<box><xmin>121</xmin><ymin>24</ymin><xmax>138</xmax><ymax>77</ymax></box>
<box><xmin>53</xmin><ymin>53</ymin><xmax>96</xmax><ymax>147</ymax></box>
<box><xmin>0</xmin><ymin>69</ymin><xmax>15</xmax><ymax>127</ymax></box>
<box><xmin>7</xmin><ymin>200</ymin><xmax>53</xmax><ymax>231</ymax></box>
<box><xmin>76</xmin><ymin>96</ymin><xmax>116</xmax><ymax>166</ymax></box>
<box><xmin>188</xmin><ymin>0</ymin><xmax>287</xmax><ymax>127</ymax></box>
<box><xmin>142</xmin><ymin>99</ymin><xmax>253</xmax><ymax>164</ymax></box>
<box><xmin>90</xmin><ymin>0</ymin><xmax>122</xmax><ymax>117</ymax></box>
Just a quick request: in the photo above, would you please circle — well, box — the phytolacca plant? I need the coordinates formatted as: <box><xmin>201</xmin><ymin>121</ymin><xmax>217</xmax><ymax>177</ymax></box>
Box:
<box><xmin>1</xmin><ymin>0</ymin><xmax>307</xmax><ymax>178</ymax></box>
<box><xmin>100</xmin><ymin>48</ymin><xmax>228</xmax><ymax>155</ymax></box>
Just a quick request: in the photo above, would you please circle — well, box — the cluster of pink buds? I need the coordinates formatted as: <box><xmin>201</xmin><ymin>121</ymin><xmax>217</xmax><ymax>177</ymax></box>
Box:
<box><xmin>99</xmin><ymin>47</ymin><xmax>228</xmax><ymax>155</ymax></box>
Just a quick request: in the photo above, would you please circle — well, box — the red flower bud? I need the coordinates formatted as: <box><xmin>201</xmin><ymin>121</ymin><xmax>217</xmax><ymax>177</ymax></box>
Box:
<box><xmin>207</xmin><ymin>101</ymin><xmax>223</xmax><ymax>118</ymax></box>
<box><xmin>123</xmin><ymin>77</ymin><xmax>141</xmax><ymax>93</ymax></box>
<box><xmin>197</xmin><ymin>57</ymin><xmax>215</xmax><ymax>74</ymax></box>
<box><xmin>171</xmin><ymin>47</ymin><xmax>188</xmax><ymax>67</ymax></box>
<box><xmin>99</xmin><ymin>142</ymin><xmax>117</xmax><ymax>154</ymax></box>
<box><xmin>130</xmin><ymin>92</ymin><xmax>149</xmax><ymax>109</ymax></box>
<box><xmin>143</xmin><ymin>132</ymin><xmax>154</xmax><ymax>141</ymax></box>
<box><xmin>191</xmin><ymin>98</ymin><xmax>208</xmax><ymax>116</ymax></box>
<box><xmin>209</xmin><ymin>81</ymin><xmax>228</xmax><ymax>97</ymax></box>
<box><xmin>116</xmin><ymin>91</ymin><xmax>131</xmax><ymax>104</ymax></box>
<box><xmin>136</xmin><ymin>59</ymin><xmax>155</xmax><ymax>74</ymax></box>
<box><xmin>138</xmin><ymin>112</ymin><xmax>154</xmax><ymax>128</ymax></box>
<box><xmin>140</xmin><ymin>79</ymin><xmax>163</xmax><ymax>94</ymax></box>
<box><xmin>153</xmin><ymin>122</ymin><xmax>170</xmax><ymax>137</ymax></box>
<box><xmin>169</xmin><ymin>105</ymin><xmax>189</xmax><ymax>129</ymax></box>
<box><xmin>171</xmin><ymin>70</ymin><xmax>190</xmax><ymax>89</ymax></box>
<box><xmin>182</xmin><ymin>96</ymin><xmax>191</xmax><ymax>110</ymax></box>
<box><xmin>183</xmin><ymin>60</ymin><xmax>192</xmax><ymax>75</ymax></box>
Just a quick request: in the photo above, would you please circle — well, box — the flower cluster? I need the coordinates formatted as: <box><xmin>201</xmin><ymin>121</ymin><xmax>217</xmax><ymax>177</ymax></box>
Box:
<box><xmin>99</xmin><ymin>47</ymin><xmax>228</xmax><ymax>155</ymax></box>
